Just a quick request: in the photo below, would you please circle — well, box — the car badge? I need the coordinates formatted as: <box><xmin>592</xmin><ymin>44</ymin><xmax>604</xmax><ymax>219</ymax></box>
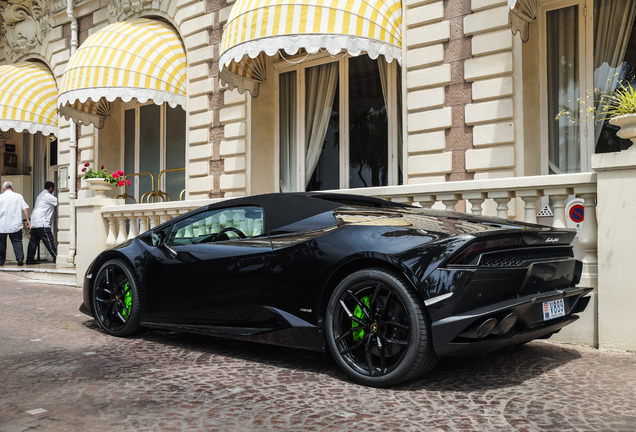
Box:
<box><xmin>545</xmin><ymin>237</ymin><xmax>559</xmax><ymax>243</ymax></box>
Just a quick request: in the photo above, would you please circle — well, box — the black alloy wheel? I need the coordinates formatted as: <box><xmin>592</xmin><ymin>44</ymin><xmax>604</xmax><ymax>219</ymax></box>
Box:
<box><xmin>92</xmin><ymin>259</ymin><xmax>140</xmax><ymax>336</ymax></box>
<box><xmin>326</xmin><ymin>268</ymin><xmax>437</xmax><ymax>387</ymax></box>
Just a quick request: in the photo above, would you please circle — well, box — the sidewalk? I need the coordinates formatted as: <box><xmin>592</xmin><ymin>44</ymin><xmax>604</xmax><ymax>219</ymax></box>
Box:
<box><xmin>1</xmin><ymin>271</ymin><xmax>635</xmax><ymax>432</ymax></box>
<box><xmin>0</xmin><ymin>260</ymin><xmax>76</xmax><ymax>285</ymax></box>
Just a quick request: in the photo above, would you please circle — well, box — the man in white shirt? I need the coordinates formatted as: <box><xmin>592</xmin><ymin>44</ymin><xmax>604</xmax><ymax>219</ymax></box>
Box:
<box><xmin>26</xmin><ymin>181</ymin><xmax>57</xmax><ymax>264</ymax></box>
<box><xmin>0</xmin><ymin>181</ymin><xmax>30</xmax><ymax>266</ymax></box>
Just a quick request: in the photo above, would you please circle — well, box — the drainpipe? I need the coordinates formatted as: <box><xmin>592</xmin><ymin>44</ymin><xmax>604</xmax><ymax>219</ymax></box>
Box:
<box><xmin>66</xmin><ymin>0</ymin><xmax>78</xmax><ymax>265</ymax></box>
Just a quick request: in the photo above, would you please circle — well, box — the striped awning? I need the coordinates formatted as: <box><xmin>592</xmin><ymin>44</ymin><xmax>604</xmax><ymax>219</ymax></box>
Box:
<box><xmin>219</xmin><ymin>0</ymin><xmax>403</xmax><ymax>96</ymax></box>
<box><xmin>58</xmin><ymin>18</ymin><xmax>187</xmax><ymax>128</ymax></box>
<box><xmin>508</xmin><ymin>0</ymin><xmax>537</xmax><ymax>42</ymax></box>
<box><xmin>0</xmin><ymin>62</ymin><xmax>58</xmax><ymax>136</ymax></box>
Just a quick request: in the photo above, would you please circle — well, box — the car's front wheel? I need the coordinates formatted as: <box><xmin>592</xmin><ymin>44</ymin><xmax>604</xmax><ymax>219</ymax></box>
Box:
<box><xmin>325</xmin><ymin>268</ymin><xmax>437</xmax><ymax>387</ymax></box>
<box><xmin>92</xmin><ymin>258</ymin><xmax>140</xmax><ymax>336</ymax></box>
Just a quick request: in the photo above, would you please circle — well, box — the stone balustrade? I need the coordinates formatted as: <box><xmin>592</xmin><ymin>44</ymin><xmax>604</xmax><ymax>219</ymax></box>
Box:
<box><xmin>329</xmin><ymin>172</ymin><xmax>598</xmax><ymax>284</ymax></box>
<box><xmin>100</xmin><ymin>198</ymin><xmax>222</xmax><ymax>246</ymax></box>
<box><xmin>99</xmin><ymin>172</ymin><xmax>598</xmax><ymax>281</ymax></box>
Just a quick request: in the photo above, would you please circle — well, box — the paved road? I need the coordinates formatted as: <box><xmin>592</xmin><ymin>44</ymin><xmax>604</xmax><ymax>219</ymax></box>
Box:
<box><xmin>1</xmin><ymin>271</ymin><xmax>635</xmax><ymax>432</ymax></box>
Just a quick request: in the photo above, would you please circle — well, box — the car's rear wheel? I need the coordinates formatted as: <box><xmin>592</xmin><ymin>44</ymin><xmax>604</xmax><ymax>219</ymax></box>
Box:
<box><xmin>325</xmin><ymin>268</ymin><xmax>437</xmax><ymax>387</ymax></box>
<box><xmin>92</xmin><ymin>259</ymin><xmax>140</xmax><ymax>336</ymax></box>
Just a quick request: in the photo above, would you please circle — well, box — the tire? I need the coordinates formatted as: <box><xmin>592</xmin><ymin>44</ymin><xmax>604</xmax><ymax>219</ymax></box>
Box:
<box><xmin>92</xmin><ymin>258</ymin><xmax>141</xmax><ymax>336</ymax></box>
<box><xmin>325</xmin><ymin>268</ymin><xmax>437</xmax><ymax>387</ymax></box>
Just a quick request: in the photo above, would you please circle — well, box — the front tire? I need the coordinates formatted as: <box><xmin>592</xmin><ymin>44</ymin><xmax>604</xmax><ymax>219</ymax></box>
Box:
<box><xmin>325</xmin><ymin>268</ymin><xmax>437</xmax><ymax>387</ymax></box>
<box><xmin>92</xmin><ymin>258</ymin><xmax>140</xmax><ymax>336</ymax></box>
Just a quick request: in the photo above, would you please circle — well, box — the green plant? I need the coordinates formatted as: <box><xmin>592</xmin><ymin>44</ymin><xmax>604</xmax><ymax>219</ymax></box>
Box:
<box><xmin>82</xmin><ymin>163</ymin><xmax>131</xmax><ymax>187</ymax></box>
<box><xmin>602</xmin><ymin>82</ymin><xmax>636</xmax><ymax>118</ymax></box>
<box><xmin>555</xmin><ymin>80</ymin><xmax>636</xmax><ymax>123</ymax></box>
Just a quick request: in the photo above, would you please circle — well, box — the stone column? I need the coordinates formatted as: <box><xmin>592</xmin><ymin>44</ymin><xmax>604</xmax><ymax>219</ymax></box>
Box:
<box><xmin>592</xmin><ymin>150</ymin><xmax>636</xmax><ymax>352</ymax></box>
<box><xmin>74</xmin><ymin>195</ymin><xmax>119</xmax><ymax>287</ymax></box>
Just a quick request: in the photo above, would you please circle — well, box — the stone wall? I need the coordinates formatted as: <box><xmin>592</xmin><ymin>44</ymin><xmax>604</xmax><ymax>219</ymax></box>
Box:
<box><xmin>404</xmin><ymin>0</ymin><xmax>453</xmax><ymax>184</ymax></box>
<box><xmin>464</xmin><ymin>0</ymin><xmax>516</xmax><ymax>180</ymax></box>
<box><xmin>404</xmin><ymin>0</ymin><xmax>518</xmax><ymax>185</ymax></box>
<box><xmin>186</xmin><ymin>0</ymin><xmax>249</xmax><ymax>199</ymax></box>
<box><xmin>593</xmin><ymin>151</ymin><xmax>636</xmax><ymax>352</ymax></box>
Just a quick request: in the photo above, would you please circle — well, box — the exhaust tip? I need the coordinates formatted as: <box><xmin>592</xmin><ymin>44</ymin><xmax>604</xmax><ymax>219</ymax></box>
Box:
<box><xmin>498</xmin><ymin>313</ymin><xmax>518</xmax><ymax>334</ymax></box>
<box><xmin>477</xmin><ymin>318</ymin><xmax>498</xmax><ymax>338</ymax></box>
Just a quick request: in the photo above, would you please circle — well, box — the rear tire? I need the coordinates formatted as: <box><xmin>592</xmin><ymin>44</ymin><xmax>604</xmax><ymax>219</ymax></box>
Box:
<box><xmin>325</xmin><ymin>268</ymin><xmax>437</xmax><ymax>387</ymax></box>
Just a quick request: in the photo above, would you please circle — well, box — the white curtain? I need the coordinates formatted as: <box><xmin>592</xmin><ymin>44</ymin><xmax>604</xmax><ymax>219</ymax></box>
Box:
<box><xmin>279</xmin><ymin>71</ymin><xmax>297</xmax><ymax>192</ymax></box>
<box><xmin>304</xmin><ymin>62</ymin><xmax>338</xmax><ymax>186</ymax></box>
<box><xmin>547</xmin><ymin>6</ymin><xmax>580</xmax><ymax>174</ymax></box>
<box><xmin>378</xmin><ymin>60</ymin><xmax>388</xmax><ymax>105</ymax></box>
<box><xmin>378</xmin><ymin>59</ymin><xmax>403</xmax><ymax>175</ymax></box>
<box><xmin>593</xmin><ymin>0</ymin><xmax>636</xmax><ymax>145</ymax></box>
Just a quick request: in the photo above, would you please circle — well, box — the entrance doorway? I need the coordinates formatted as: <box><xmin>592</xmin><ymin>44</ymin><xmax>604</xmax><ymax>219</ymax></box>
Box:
<box><xmin>27</xmin><ymin>133</ymin><xmax>57</xmax><ymax>263</ymax></box>
<box><xmin>0</xmin><ymin>131</ymin><xmax>57</xmax><ymax>263</ymax></box>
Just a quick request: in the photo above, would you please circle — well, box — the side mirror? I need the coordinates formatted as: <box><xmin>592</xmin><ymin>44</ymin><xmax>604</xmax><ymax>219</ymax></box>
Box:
<box><xmin>151</xmin><ymin>232</ymin><xmax>164</xmax><ymax>247</ymax></box>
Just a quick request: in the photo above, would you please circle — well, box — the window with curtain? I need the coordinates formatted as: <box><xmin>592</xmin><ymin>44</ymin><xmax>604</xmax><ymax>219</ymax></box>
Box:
<box><xmin>278</xmin><ymin>55</ymin><xmax>401</xmax><ymax>192</ymax></box>
<box><xmin>305</xmin><ymin>62</ymin><xmax>339</xmax><ymax>191</ymax></box>
<box><xmin>593</xmin><ymin>0</ymin><xmax>636</xmax><ymax>153</ymax></box>
<box><xmin>544</xmin><ymin>0</ymin><xmax>636</xmax><ymax>174</ymax></box>
<box><xmin>349</xmin><ymin>56</ymin><xmax>388</xmax><ymax>188</ymax></box>
<box><xmin>546</xmin><ymin>5</ymin><xmax>580</xmax><ymax>174</ymax></box>
<box><xmin>124</xmin><ymin>103</ymin><xmax>186</xmax><ymax>202</ymax></box>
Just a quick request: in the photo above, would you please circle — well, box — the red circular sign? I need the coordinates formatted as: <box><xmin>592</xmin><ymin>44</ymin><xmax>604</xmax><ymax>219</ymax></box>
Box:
<box><xmin>569</xmin><ymin>204</ymin><xmax>584</xmax><ymax>223</ymax></box>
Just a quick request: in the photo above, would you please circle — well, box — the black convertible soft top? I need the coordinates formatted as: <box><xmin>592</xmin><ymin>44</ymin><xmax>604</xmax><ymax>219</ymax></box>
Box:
<box><xmin>205</xmin><ymin>192</ymin><xmax>410</xmax><ymax>233</ymax></box>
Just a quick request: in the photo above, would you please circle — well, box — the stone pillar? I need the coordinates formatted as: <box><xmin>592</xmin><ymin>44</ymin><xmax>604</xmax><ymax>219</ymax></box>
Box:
<box><xmin>592</xmin><ymin>150</ymin><xmax>636</xmax><ymax>352</ymax></box>
<box><xmin>404</xmin><ymin>0</ymin><xmax>453</xmax><ymax>183</ymax></box>
<box><xmin>550</xmin><ymin>187</ymin><xmax>599</xmax><ymax>348</ymax></box>
<box><xmin>464</xmin><ymin>2</ymin><xmax>516</xmax><ymax>181</ymax></box>
<box><xmin>74</xmin><ymin>195</ymin><xmax>119</xmax><ymax>287</ymax></box>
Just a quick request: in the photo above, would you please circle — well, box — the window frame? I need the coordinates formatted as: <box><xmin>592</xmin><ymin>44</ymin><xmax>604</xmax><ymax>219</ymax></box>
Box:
<box><xmin>166</xmin><ymin>205</ymin><xmax>265</xmax><ymax>246</ymax></box>
<box><xmin>538</xmin><ymin>0</ymin><xmax>595</xmax><ymax>174</ymax></box>
<box><xmin>120</xmin><ymin>101</ymin><xmax>186</xmax><ymax>201</ymax></box>
<box><xmin>274</xmin><ymin>52</ymin><xmax>401</xmax><ymax>191</ymax></box>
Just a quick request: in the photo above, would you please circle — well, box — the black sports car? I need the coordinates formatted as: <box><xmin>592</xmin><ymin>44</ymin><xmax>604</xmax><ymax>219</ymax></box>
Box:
<box><xmin>80</xmin><ymin>192</ymin><xmax>592</xmax><ymax>386</ymax></box>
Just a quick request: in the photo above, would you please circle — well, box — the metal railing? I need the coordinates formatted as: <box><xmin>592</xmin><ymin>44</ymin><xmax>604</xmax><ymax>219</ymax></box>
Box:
<box><xmin>156</xmin><ymin>168</ymin><xmax>186</xmax><ymax>201</ymax></box>
<box><xmin>115</xmin><ymin>168</ymin><xmax>186</xmax><ymax>203</ymax></box>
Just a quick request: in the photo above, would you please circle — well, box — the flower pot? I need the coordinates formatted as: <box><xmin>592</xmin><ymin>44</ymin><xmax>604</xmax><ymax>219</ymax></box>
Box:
<box><xmin>85</xmin><ymin>178</ymin><xmax>114</xmax><ymax>197</ymax></box>
<box><xmin>609</xmin><ymin>113</ymin><xmax>636</xmax><ymax>150</ymax></box>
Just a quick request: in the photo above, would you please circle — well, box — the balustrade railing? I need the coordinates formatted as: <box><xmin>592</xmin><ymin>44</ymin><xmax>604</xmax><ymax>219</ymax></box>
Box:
<box><xmin>101</xmin><ymin>199</ymin><xmax>221</xmax><ymax>246</ymax></box>
<box><xmin>330</xmin><ymin>172</ymin><xmax>598</xmax><ymax>282</ymax></box>
<box><xmin>100</xmin><ymin>172</ymin><xmax>598</xmax><ymax>282</ymax></box>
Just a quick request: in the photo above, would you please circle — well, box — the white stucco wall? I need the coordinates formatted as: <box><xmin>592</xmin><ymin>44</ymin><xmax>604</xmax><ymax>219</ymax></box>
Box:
<box><xmin>592</xmin><ymin>150</ymin><xmax>636</xmax><ymax>352</ymax></box>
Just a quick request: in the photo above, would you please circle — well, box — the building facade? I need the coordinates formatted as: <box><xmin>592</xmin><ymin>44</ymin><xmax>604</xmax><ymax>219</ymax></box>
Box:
<box><xmin>1</xmin><ymin>0</ymin><xmax>635</xmax><ymax>351</ymax></box>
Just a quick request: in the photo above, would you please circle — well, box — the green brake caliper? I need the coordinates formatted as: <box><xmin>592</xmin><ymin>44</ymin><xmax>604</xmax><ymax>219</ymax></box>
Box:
<box><xmin>122</xmin><ymin>282</ymin><xmax>132</xmax><ymax>319</ymax></box>
<box><xmin>352</xmin><ymin>296</ymin><xmax>371</xmax><ymax>341</ymax></box>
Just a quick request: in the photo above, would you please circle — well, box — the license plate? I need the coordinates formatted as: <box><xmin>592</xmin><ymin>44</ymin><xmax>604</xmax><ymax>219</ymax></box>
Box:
<box><xmin>543</xmin><ymin>299</ymin><xmax>565</xmax><ymax>321</ymax></box>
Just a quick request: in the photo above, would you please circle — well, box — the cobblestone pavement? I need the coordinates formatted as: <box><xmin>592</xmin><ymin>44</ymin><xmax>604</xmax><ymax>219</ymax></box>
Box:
<box><xmin>1</xmin><ymin>272</ymin><xmax>635</xmax><ymax>432</ymax></box>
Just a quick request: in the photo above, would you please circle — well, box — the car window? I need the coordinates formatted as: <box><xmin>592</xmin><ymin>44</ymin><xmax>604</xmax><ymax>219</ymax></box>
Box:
<box><xmin>167</xmin><ymin>206</ymin><xmax>264</xmax><ymax>246</ymax></box>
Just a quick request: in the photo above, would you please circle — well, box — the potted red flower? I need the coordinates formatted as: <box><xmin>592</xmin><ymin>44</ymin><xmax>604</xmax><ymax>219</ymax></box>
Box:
<box><xmin>82</xmin><ymin>163</ymin><xmax>131</xmax><ymax>196</ymax></box>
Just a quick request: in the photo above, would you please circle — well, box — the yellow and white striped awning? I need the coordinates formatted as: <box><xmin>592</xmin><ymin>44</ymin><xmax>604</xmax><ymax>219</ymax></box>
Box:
<box><xmin>219</xmin><ymin>0</ymin><xmax>403</xmax><ymax>96</ymax></box>
<box><xmin>58</xmin><ymin>18</ymin><xmax>187</xmax><ymax>128</ymax></box>
<box><xmin>0</xmin><ymin>62</ymin><xmax>58</xmax><ymax>136</ymax></box>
